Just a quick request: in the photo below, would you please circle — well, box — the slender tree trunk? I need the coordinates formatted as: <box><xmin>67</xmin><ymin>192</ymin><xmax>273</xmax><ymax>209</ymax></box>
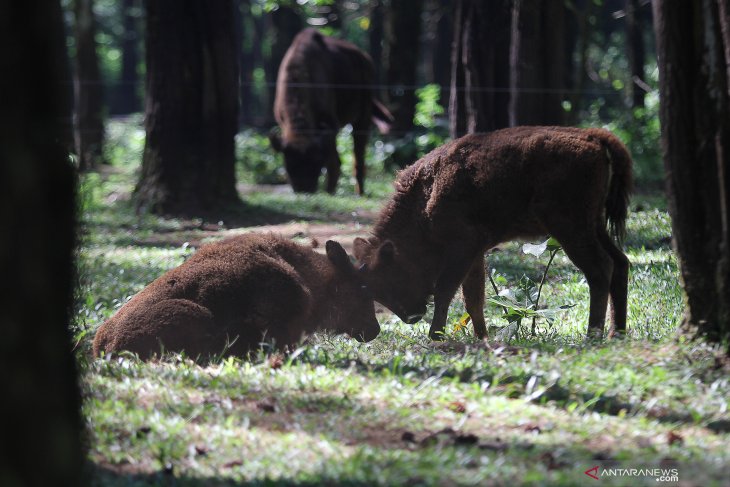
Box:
<box><xmin>653</xmin><ymin>0</ymin><xmax>730</xmax><ymax>347</ymax></box>
<box><xmin>509</xmin><ymin>0</ymin><xmax>567</xmax><ymax>126</ymax></box>
<box><xmin>114</xmin><ymin>0</ymin><xmax>141</xmax><ymax>114</ymax></box>
<box><xmin>369</xmin><ymin>0</ymin><xmax>385</xmax><ymax>100</ymax></box>
<box><xmin>433</xmin><ymin>0</ymin><xmax>452</xmax><ymax>97</ymax></box>
<box><xmin>449</xmin><ymin>0</ymin><xmax>466</xmax><ymax>138</ymax></box>
<box><xmin>73</xmin><ymin>0</ymin><xmax>106</xmax><ymax>168</ymax></box>
<box><xmin>450</xmin><ymin>0</ymin><xmax>511</xmax><ymax>137</ymax></box>
<box><xmin>136</xmin><ymin>0</ymin><xmax>240</xmax><ymax>215</ymax></box>
<box><xmin>237</xmin><ymin>0</ymin><xmax>251</xmax><ymax>127</ymax></box>
<box><xmin>385</xmin><ymin>0</ymin><xmax>423</xmax><ymax>132</ymax></box>
<box><xmin>625</xmin><ymin>0</ymin><xmax>645</xmax><ymax>108</ymax></box>
<box><xmin>0</xmin><ymin>1</ymin><xmax>84</xmax><ymax>485</ymax></box>
<box><xmin>264</xmin><ymin>5</ymin><xmax>302</xmax><ymax>125</ymax></box>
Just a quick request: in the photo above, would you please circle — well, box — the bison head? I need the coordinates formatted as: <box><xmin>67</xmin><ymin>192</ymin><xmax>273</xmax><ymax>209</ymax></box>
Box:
<box><xmin>353</xmin><ymin>237</ymin><xmax>433</xmax><ymax>324</ymax></box>
<box><xmin>270</xmin><ymin>131</ymin><xmax>334</xmax><ymax>193</ymax></box>
<box><xmin>324</xmin><ymin>240</ymin><xmax>381</xmax><ymax>342</ymax></box>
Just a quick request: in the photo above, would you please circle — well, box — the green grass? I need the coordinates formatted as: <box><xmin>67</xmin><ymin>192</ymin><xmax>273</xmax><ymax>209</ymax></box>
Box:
<box><xmin>76</xmin><ymin>120</ymin><xmax>729</xmax><ymax>486</ymax></box>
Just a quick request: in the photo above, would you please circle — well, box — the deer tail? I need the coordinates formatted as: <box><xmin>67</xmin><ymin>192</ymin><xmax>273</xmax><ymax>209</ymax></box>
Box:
<box><xmin>371</xmin><ymin>98</ymin><xmax>394</xmax><ymax>135</ymax></box>
<box><xmin>597</xmin><ymin>130</ymin><xmax>634</xmax><ymax>245</ymax></box>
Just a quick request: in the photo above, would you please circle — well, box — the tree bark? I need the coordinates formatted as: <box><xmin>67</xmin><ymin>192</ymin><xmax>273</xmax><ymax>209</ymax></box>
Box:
<box><xmin>653</xmin><ymin>0</ymin><xmax>730</xmax><ymax>346</ymax></box>
<box><xmin>625</xmin><ymin>0</ymin><xmax>646</xmax><ymax>108</ymax></box>
<box><xmin>264</xmin><ymin>5</ymin><xmax>302</xmax><ymax>125</ymax></box>
<box><xmin>509</xmin><ymin>0</ymin><xmax>567</xmax><ymax>126</ymax></box>
<box><xmin>136</xmin><ymin>0</ymin><xmax>240</xmax><ymax>215</ymax></box>
<box><xmin>450</xmin><ymin>0</ymin><xmax>511</xmax><ymax>137</ymax></box>
<box><xmin>385</xmin><ymin>0</ymin><xmax>423</xmax><ymax>132</ymax></box>
<box><xmin>0</xmin><ymin>1</ymin><xmax>84</xmax><ymax>484</ymax></box>
<box><xmin>432</xmin><ymin>0</ymin><xmax>452</xmax><ymax>95</ymax></box>
<box><xmin>113</xmin><ymin>0</ymin><xmax>142</xmax><ymax>114</ymax></box>
<box><xmin>73</xmin><ymin>0</ymin><xmax>106</xmax><ymax>169</ymax></box>
<box><xmin>369</xmin><ymin>0</ymin><xmax>385</xmax><ymax>100</ymax></box>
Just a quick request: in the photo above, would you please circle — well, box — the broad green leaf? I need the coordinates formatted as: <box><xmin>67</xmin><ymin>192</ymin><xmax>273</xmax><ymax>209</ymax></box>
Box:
<box><xmin>546</xmin><ymin>237</ymin><xmax>562</xmax><ymax>251</ymax></box>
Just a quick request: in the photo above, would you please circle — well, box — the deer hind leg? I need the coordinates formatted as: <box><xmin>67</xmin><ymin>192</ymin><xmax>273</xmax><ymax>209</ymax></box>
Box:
<box><xmin>461</xmin><ymin>254</ymin><xmax>488</xmax><ymax>339</ymax></box>
<box><xmin>597</xmin><ymin>229</ymin><xmax>629</xmax><ymax>337</ymax></box>
<box><xmin>554</xmin><ymin>230</ymin><xmax>613</xmax><ymax>339</ymax></box>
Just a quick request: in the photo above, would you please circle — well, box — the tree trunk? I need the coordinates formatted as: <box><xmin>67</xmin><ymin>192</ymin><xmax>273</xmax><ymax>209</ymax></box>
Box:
<box><xmin>564</xmin><ymin>0</ymin><xmax>593</xmax><ymax>123</ymax></box>
<box><xmin>237</xmin><ymin>0</ymin><xmax>251</xmax><ymax>127</ymax></box>
<box><xmin>264</xmin><ymin>5</ymin><xmax>302</xmax><ymax>125</ymax></box>
<box><xmin>369</xmin><ymin>0</ymin><xmax>385</xmax><ymax>100</ymax></box>
<box><xmin>450</xmin><ymin>0</ymin><xmax>511</xmax><ymax>137</ymax></box>
<box><xmin>509</xmin><ymin>0</ymin><xmax>567</xmax><ymax>126</ymax></box>
<box><xmin>385</xmin><ymin>0</ymin><xmax>423</xmax><ymax>132</ymax></box>
<box><xmin>136</xmin><ymin>0</ymin><xmax>240</xmax><ymax>215</ymax></box>
<box><xmin>0</xmin><ymin>1</ymin><xmax>84</xmax><ymax>485</ymax></box>
<box><xmin>73</xmin><ymin>0</ymin><xmax>106</xmax><ymax>169</ymax></box>
<box><xmin>653</xmin><ymin>0</ymin><xmax>730</xmax><ymax>347</ymax></box>
<box><xmin>432</xmin><ymin>0</ymin><xmax>452</xmax><ymax>97</ymax></box>
<box><xmin>449</xmin><ymin>0</ymin><xmax>466</xmax><ymax>138</ymax></box>
<box><xmin>114</xmin><ymin>0</ymin><xmax>142</xmax><ymax>114</ymax></box>
<box><xmin>625</xmin><ymin>0</ymin><xmax>646</xmax><ymax>108</ymax></box>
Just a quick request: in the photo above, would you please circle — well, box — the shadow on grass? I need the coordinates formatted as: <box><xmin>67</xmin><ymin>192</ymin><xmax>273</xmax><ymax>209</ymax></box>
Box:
<box><xmin>280</xmin><ymin>339</ymin><xmax>716</xmax><ymax>427</ymax></box>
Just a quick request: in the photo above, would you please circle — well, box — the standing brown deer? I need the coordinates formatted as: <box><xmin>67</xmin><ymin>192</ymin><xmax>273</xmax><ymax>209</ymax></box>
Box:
<box><xmin>353</xmin><ymin>126</ymin><xmax>633</xmax><ymax>340</ymax></box>
<box><xmin>269</xmin><ymin>28</ymin><xmax>393</xmax><ymax>195</ymax></box>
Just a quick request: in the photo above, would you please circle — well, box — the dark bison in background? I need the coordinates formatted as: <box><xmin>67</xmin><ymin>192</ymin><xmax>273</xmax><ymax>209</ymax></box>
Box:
<box><xmin>270</xmin><ymin>28</ymin><xmax>393</xmax><ymax>195</ymax></box>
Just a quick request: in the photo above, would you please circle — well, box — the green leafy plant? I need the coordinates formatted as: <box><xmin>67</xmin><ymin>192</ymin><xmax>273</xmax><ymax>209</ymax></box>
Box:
<box><xmin>487</xmin><ymin>238</ymin><xmax>574</xmax><ymax>340</ymax></box>
<box><xmin>383</xmin><ymin>83</ymin><xmax>449</xmax><ymax>169</ymax></box>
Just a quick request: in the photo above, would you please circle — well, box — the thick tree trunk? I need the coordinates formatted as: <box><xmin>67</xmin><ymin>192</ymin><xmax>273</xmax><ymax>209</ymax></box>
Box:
<box><xmin>136</xmin><ymin>0</ymin><xmax>240</xmax><ymax>215</ymax></box>
<box><xmin>114</xmin><ymin>0</ymin><xmax>142</xmax><ymax>114</ymax></box>
<box><xmin>653</xmin><ymin>0</ymin><xmax>730</xmax><ymax>346</ymax></box>
<box><xmin>73</xmin><ymin>0</ymin><xmax>106</xmax><ymax>169</ymax></box>
<box><xmin>0</xmin><ymin>1</ymin><xmax>84</xmax><ymax>485</ymax></box>
<box><xmin>509</xmin><ymin>0</ymin><xmax>567</xmax><ymax>126</ymax></box>
<box><xmin>450</xmin><ymin>0</ymin><xmax>511</xmax><ymax>137</ymax></box>
<box><xmin>625</xmin><ymin>0</ymin><xmax>646</xmax><ymax>108</ymax></box>
<box><xmin>385</xmin><ymin>0</ymin><xmax>423</xmax><ymax>132</ymax></box>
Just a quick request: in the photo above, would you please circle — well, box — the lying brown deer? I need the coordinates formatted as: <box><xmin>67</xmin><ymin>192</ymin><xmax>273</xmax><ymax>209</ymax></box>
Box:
<box><xmin>93</xmin><ymin>234</ymin><xmax>380</xmax><ymax>360</ymax></box>
<box><xmin>353</xmin><ymin>126</ymin><xmax>632</xmax><ymax>340</ymax></box>
<box><xmin>270</xmin><ymin>28</ymin><xmax>393</xmax><ymax>195</ymax></box>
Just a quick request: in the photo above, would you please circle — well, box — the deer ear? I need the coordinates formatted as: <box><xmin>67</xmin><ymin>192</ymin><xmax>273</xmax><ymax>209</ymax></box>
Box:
<box><xmin>269</xmin><ymin>131</ymin><xmax>283</xmax><ymax>152</ymax></box>
<box><xmin>353</xmin><ymin>237</ymin><xmax>372</xmax><ymax>261</ymax></box>
<box><xmin>325</xmin><ymin>240</ymin><xmax>353</xmax><ymax>274</ymax></box>
<box><xmin>378</xmin><ymin>240</ymin><xmax>395</xmax><ymax>262</ymax></box>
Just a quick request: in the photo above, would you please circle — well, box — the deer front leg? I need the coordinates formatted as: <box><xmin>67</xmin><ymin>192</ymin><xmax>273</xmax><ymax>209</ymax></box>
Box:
<box><xmin>429</xmin><ymin>249</ymin><xmax>481</xmax><ymax>340</ymax></box>
<box><xmin>462</xmin><ymin>254</ymin><xmax>488</xmax><ymax>339</ymax></box>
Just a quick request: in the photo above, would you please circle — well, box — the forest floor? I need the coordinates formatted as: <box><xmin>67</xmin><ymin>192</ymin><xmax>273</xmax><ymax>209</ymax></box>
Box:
<box><xmin>75</xmin><ymin>123</ymin><xmax>730</xmax><ymax>486</ymax></box>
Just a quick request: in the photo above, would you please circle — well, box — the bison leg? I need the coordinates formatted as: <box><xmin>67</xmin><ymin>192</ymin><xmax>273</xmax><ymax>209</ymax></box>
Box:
<box><xmin>352</xmin><ymin>121</ymin><xmax>369</xmax><ymax>195</ymax></box>
<box><xmin>598</xmin><ymin>229</ymin><xmax>630</xmax><ymax>337</ymax></box>
<box><xmin>430</xmin><ymin>248</ymin><xmax>481</xmax><ymax>340</ymax></box>
<box><xmin>462</xmin><ymin>254</ymin><xmax>488</xmax><ymax>339</ymax></box>
<box><xmin>100</xmin><ymin>299</ymin><xmax>217</xmax><ymax>360</ymax></box>
<box><xmin>554</xmin><ymin>230</ymin><xmax>613</xmax><ymax>339</ymax></box>
<box><xmin>325</xmin><ymin>139</ymin><xmax>342</xmax><ymax>194</ymax></box>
